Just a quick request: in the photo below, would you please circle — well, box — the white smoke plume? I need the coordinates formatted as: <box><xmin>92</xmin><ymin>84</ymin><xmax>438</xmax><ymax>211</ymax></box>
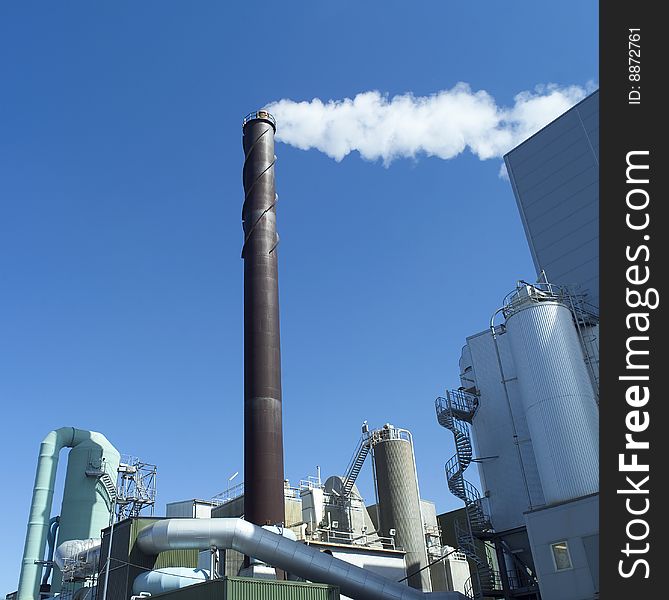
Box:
<box><xmin>266</xmin><ymin>82</ymin><xmax>595</xmax><ymax>166</ymax></box>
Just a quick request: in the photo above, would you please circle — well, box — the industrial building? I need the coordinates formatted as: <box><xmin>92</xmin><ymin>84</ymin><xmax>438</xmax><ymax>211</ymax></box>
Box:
<box><xmin>9</xmin><ymin>97</ymin><xmax>600</xmax><ymax>600</ymax></box>
<box><xmin>11</xmin><ymin>421</ymin><xmax>471</xmax><ymax>600</ymax></box>
<box><xmin>10</xmin><ymin>112</ymin><xmax>469</xmax><ymax>600</ymax></box>
<box><xmin>436</xmin><ymin>91</ymin><xmax>600</xmax><ymax>600</ymax></box>
<box><xmin>504</xmin><ymin>91</ymin><xmax>599</xmax><ymax>314</ymax></box>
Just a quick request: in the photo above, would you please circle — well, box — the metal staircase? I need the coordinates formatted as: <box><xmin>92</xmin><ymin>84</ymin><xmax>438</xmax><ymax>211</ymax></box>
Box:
<box><xmin>341</xmin><ymin>435</ymin><xmax>371</xmax><ymax>498</ymax></box>
<box><xmin>85</xmin><ymin>458</ymin><xmax>117</xmax><ymax>510</ymax></box>
<box><xmin>116</xmin><ymin>458</ymin><xmax>158</xmax><ymax>519</ymax></box>
<box><xmin>436</xmin><ymin>389</ymin><xmax>498</xmax><ymax>599</ymax></box>
<box><xmin>99</xmin><ymin>472</ymin><xmax>118</xmax><ymax>504</ymax></box>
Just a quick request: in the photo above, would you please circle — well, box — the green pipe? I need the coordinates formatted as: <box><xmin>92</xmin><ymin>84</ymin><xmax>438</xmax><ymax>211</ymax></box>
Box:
<box><xmin>17</xmin><ymin>428</ymin><xmax>120</xmax><ymax>600</ymax></box>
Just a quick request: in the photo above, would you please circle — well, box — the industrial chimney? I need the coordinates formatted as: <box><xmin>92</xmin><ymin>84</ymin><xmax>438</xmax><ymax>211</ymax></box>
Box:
<box><xmin>241</xmin><ymin>111</ymin><xmax>285</xmax><ymax>529</ymax></box>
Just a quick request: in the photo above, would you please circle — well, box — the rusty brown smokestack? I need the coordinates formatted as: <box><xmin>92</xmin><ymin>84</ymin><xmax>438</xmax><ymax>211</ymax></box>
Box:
<box><xmin>241</xmin><ymin>111</ymin><xmax>285</xmax><ymax>528</ymax></box>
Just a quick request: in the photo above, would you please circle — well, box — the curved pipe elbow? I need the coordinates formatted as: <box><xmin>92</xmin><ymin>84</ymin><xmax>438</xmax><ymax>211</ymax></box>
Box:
<box><xmin>17</xmin><ymin>428</ymin><xmax>120</xmax><ymax>600</ymax></box>
<box><xmin>136</xmin><ymin>518</ymin><xmax>429</xmax><ymax>600</ymax></box>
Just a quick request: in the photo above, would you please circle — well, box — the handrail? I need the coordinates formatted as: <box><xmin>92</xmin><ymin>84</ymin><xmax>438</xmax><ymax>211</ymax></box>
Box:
<box><xmin>135</xmin><ymin>518</ymin><xmax>466</xmax><ymax>600</ymax></box>
<box><xmin>436</xmin><ymin>392</ymin><xmax>496</xmax><ymax>600</ymax></box>
<box><xmin>242</xmin><ymin>110</ymin><xmax>276</xmax><ymax>131</ymax></box>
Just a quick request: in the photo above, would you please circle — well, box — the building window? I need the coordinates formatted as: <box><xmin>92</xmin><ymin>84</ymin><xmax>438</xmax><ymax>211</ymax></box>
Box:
<box><xmin>551</xmin><ymin>541</ymin><xmax>573</xmax><ymax>571</ymax></box>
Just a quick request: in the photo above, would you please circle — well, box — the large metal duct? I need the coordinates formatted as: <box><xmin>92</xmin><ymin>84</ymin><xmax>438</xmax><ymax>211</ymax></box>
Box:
<box><xmin>371</xmin><ymin>425</ymin><xmax>431</xmax><ymax>592</ymax></box>
<box><xmin>241</xmin><ymin>110</ymin><xmax>285</xmax><ymax>528</ymax></box>
<box><xmin>132</xmin><ymin>568</ymin><xmax>209</xmax><ymax>595</ymax></box>
<box><xmin>17</xmin><ymin>428</ymin><xmax>120</xmax><ymax>600</ymax></box>
<box><xmin>54</xmin><ymin>538</ymin><xmax>101</xmax><ymax>580</ymax></box>
<box><xmin>505</xmin><ymin>285</ymin><xmax>599</xmax><ymax>503</ymax></box>
<box><xmin>136</xmin><ymin>518</ymin><xmax>467</xmax><ymax>600</ymax></box>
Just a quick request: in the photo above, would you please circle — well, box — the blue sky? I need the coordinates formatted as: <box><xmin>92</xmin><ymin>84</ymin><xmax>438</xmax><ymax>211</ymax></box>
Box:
<box><xmin>0</xmin><ymin>1</ymin><xmax>597</xmax><ymax>593</ymax></box>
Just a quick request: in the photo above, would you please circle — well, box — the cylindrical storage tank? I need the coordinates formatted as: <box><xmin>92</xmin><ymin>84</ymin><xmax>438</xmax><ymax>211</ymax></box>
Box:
<box><xmin>52</xmin><ymin>433</ymin><xmax>120</xmax><ymax>592</ymax></box>
<box><xmin>505</xmin><ymin>291</ymin><xmax>599</xmax><ymax>504</ymax></box>
<box><xmin>461</xmin><ymin>330</ymin><xmax>547</xmax><ymax>529</ymax></box>
<box><xmin>371</xmin><ymin>425</ymin><xmax>431</xmax><ymax>592</ymax></box>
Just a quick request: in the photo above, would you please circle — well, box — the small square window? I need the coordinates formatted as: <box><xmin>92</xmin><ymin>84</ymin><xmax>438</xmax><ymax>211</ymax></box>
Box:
<box><xmin>551</xmin><ymin>541</ymin><xmax>573</xmax><ymax>571</ymax></box>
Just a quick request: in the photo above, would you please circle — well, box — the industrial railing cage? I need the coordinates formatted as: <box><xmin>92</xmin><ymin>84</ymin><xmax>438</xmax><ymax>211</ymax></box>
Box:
<box><xmin>435</xmin><ymin>390</ymin><xmax>479</xmax><ymax>421</ymax></box>
<box><xmin>310</xmin><ymin>527</ymin><xmax>397</xmax><ymax>550</ymax></box>
<box><xmin>464</xmin><ymin>570</ymin><xmax>503</xmax><ymax>600</ymax></box>
<box><xmin>500</xmin><ymin>279</ymin><xmax>600</xmax><ymax>400</ymax></box>
<box><xmin>212</xmin><ymin>481</ymin><xmax>245</xmax><ymax>505</ymax></box>
<box><xmin>463</xmin><ymin>566</ymin><xmax>539</xmax><ymax>600</ymax></box>
<box><xmin>501</xmin><ymin>279</ymin><xmax>598</xmax><ymax>325</ymax></box>
<box><xmin>242</xmin><ymin>110</ymin><xmax>276</xmax><ymax>131</ymax></box>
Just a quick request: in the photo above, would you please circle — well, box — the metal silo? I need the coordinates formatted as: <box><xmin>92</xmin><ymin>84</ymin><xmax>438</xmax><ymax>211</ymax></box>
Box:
<box><xmin>504</xmin><ymin>284</ymin><xmax>599</xmax><ymax>504</ymax></box>
<box><xmin>371</xmin><ymin>424</ymin><xmax>431</xmax><ymax>592</ymax></box>
<box><xmin>460</xmin><ymin>330</ymin><xmax>546</xmax><ymax>530</ymax></box>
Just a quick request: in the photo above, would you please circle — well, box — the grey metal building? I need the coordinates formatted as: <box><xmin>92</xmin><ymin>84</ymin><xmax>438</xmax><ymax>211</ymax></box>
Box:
<box><xmin>436</xmin><ymin>92</ymin><xmax>601</xmax><ymax>600</ymax></box>
<box><xmin>504</xmin><ymin>91</ymin><xmax>599</xmax><ymax>312</ymax></box>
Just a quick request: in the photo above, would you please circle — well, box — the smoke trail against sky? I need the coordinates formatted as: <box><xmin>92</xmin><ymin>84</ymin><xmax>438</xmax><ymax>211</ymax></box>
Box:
<box><xmin>266</xmin><ymin>82</ymin><xmax>596</xmax><ymax>166</ymax></box>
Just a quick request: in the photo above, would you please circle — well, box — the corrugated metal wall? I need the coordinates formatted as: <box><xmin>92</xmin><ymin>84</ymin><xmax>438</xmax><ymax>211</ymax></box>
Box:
<box><xmin>285</xmin><ymin>497</ymin><xmax>303</xmax><ymax>533</ymax></box>
<box><xmin>225</xmin><ymin>577</ymin><xmax>338</xmax><ymax>600</ymax></box>
<box><xmin>165</xmin><ymin>501</ymin><xmax>196</xmax><ymax>518</ymax></box>
<box><xmin>506</xmin><ymin>301</ymin><xmax>599</xmax><ymax>503</ymax></box>
<box><xmin>97</xmin><ymin>518</ymin><xmax>199</xmax><ymax>600</ymax></box>
<box><xmin>145</xmin><ymin>577</ymin><xmax>339</xmax><ymax>600</ymax></box>
<box><xmin>504</xmin><ymin>91</ymin><xmax>600</xmax><ymax>312</ymax></box>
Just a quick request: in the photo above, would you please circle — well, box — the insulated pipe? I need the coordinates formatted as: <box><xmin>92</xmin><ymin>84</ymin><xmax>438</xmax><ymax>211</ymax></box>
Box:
<box><xmin>136</xmin><ymin>518</ymin><xmax>466</xmax><ymax>600</ymax></box>
<box><xmin>54</xmin><ymin>538</ymin><xmax>101</xmax><ymax>574</ymax></box>
<box><xmin>17</xmin><ymin>428</ymin><xmax>119</xmax><ymax>600</ymax></box>
<box><xmin>241</xmin><ymin>111</ymin><xmax>285</xmax><ymax>528</ymax></box>
<box><xmin>132</xmin><ymin>568</ymin><xmax>210</xmax><ymax>595</ymax></box>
